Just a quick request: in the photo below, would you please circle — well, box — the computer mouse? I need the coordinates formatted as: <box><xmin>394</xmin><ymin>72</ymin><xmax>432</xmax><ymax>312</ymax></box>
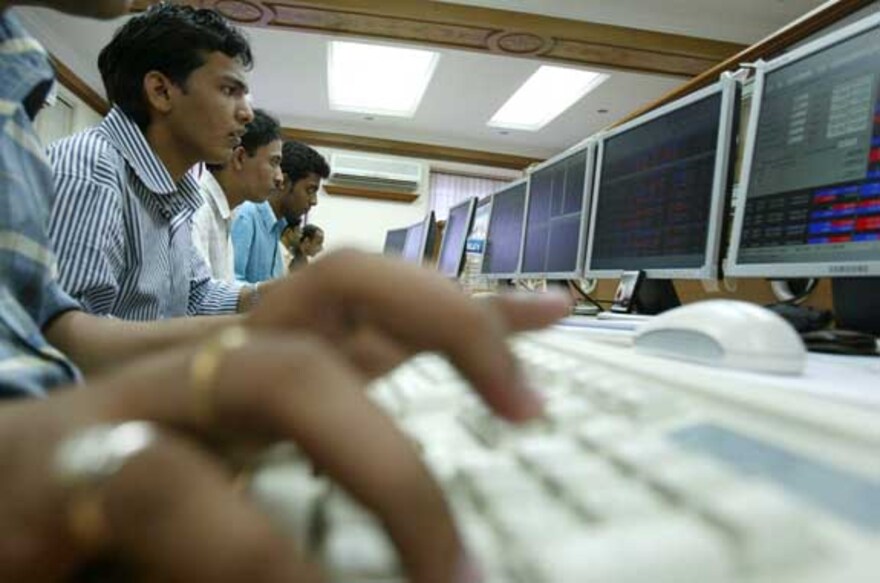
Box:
<box><xmin>633</xmin><ymin>299</ymin><xmax>806</xmax><ymax>375</ymax></box>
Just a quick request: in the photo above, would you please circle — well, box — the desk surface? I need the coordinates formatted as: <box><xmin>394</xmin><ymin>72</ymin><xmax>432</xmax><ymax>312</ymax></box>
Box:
<box><xmin>552</xmin><ymin>320</ymin><xmax>880</xmax><ymax>410</ymax></box>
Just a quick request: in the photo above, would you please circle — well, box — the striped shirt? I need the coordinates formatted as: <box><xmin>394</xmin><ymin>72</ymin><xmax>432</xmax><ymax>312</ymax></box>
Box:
<box><xmin>48</xmin><ymin>106</ymin><xmax>244</xmax><ymax>320</ymax></box>
<box><xmin>231</xmin><ymin>201</ymin><xmax>287</xmax><ymax>283</ymax></box>
<box><xmin>0</xmin><ymin>13</ymin><xmax>81</xmax><ymax>398</ymax></box>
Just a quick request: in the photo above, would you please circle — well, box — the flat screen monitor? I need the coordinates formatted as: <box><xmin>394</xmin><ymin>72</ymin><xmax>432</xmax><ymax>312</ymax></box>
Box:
<box><xmin>422</xmin><ymin>211</ymin><xmax>438</xmax><ymax>263</ymax></box>
<box><xmin>519</xmin><ymin>141</ymin><xmax>594</xmax><ymax>279</ymax></box>
<box><xmin>481</xmin><ymin>179</ymin><xmax>529</xmax><ymax>278</ymax></box>
<box><xmin>400</xmin><ymin>211</ymin><xmax>436</xmax><ymax>265</ymax></box>
<box><xmin>383</xmin><ymin>228</ymin><xmax>408</xmax><ymax>256</ymax></box>
<box><xmin>437</xmin><ymin>197</ymin><xmax>477</xmax><ymax>277</ymax></box>
<box><xmin>727</xmin><ymin>12</ymin><xmax>880</xmax><ymax>278</ymax></box>
<box><xmin>585</xmin><ymin>77</ymin><xmax>738</xmax><ymax>280</ymax></box>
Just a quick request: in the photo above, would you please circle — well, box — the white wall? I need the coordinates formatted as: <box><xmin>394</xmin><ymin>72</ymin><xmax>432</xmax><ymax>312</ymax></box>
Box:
<box><xmin>308</xmin><ymin>147</ymin><xmax>523</xmax><ymax>254</ymax></box>
<box><xmin>33</xmin><ymin>82</ymin><xmax>102</xmax><ymax>147</ymax></box>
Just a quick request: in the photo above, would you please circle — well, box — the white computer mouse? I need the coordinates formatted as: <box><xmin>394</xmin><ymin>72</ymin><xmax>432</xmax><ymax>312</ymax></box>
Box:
<box><xmin>633</xmin><ymin>299</ymin><xmax>806</xmax><ymax>375</ymax></box>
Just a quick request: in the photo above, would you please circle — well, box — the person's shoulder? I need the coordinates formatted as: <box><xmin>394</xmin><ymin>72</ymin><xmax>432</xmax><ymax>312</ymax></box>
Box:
<box><xmin>48</xmin><ymin>125</ymin><xmax>121</xmax><ymax>184</ymax></box>
<box><xmin>234</xmin><ymin>201</ymin><xmax>262</xmax><ymax>219</ymax></box>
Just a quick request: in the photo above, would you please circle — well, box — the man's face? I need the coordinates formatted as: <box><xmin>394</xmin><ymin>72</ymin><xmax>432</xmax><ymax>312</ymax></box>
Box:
<box><xmin>302</xmin><ymin>231</ymin><xmax>324</xmax><ymax>257</ymax></box>
<box><xmin>280</xmin><ymin>172</ymin><xmax>321</xmax><ymax>224</ymax></box>
<box><xmin>34</xmin><ymin>0</ymin><xmax>132</xmax><ymax>18</ymax></box>
<box><xmin>166</xmin><ymin>51</ymin><xmax>254</xmax><ymax>166</ymax></box>
<box><xmin>238</xmin><ymin>139</ymin><xmax>283</xmax><ymax>203</ymax></box>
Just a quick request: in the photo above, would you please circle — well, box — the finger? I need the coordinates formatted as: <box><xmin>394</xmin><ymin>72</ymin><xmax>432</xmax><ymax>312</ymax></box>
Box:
<box><xmin>99</xmin><ymin>430</ymin><xmax>322</xmax><ymax>583</ymax></box>
<box><xmin>89</xmin><ymin>333</ymin><xmax>462</xmax><ymax>583</ymax></box>
<box><xmin>251</xmin><ymin>250</ymin><xmax>570</xmax><ymax>421</ymax></box>
<box><xmin>341</xmin><ymin>325</ymin><xmax>410</xmax><ymax>380</ymax></box>
<box><xmin>212</xmin><ymin>335</ymin><xmax>461</xmax><ymax>583</ymax></box>
<box><xmin>479</xmin><ymin>291</ymin><xmax>573</xmax><ymax>332</ymax></box>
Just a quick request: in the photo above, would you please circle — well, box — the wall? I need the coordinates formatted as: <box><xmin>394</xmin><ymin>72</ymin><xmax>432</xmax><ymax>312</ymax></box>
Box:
<box><xmin>308</xmin><ymin>147</ymin><xmax>522</xmax><ymax>254</ymax></box>
<box><xmin>33</xmin><ymin>82</ymin><xmax>102</xmax><ymax>147</ymax></box>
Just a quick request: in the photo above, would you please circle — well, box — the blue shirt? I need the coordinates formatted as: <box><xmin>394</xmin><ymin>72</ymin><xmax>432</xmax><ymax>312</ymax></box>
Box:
<box><xmin>0</xmin><ymin>13</ymin><xmax>81</xmax><ymax>398</ymax></box>
<box><xmin>232</xmin><ymin>201</ymin><xmax>286</xmax><ymax>283</ymax></box>
<box><xmin>48</xmin><ymin>107</ymin><xmax>244</xmax><ymax>319</ymax></box>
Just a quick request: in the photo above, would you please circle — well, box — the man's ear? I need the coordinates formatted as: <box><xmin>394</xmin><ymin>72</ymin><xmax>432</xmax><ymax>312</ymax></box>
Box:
<box><xmin>231</xmin><ymin>146</ymin><xmax>247</xmax><ymax>171</ymax></box>
<box><xmin>143</xmin><ymin>71</ymin><xmax>177</xmax><ymax>116</ymax></box>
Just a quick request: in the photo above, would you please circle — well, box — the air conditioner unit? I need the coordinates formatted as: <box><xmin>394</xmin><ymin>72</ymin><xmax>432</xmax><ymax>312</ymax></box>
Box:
<box><xmin>329</xmin><ymin>152</ymin><xmax>423</xmax><ymax>191</ymax></box>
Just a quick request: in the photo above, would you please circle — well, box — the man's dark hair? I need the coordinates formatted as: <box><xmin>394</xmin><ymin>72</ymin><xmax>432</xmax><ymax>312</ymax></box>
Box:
<box><xmin>300</xmin><ymin>224</ymin><xmax>323</xmax><ymax>243</ymax></box>
<box><xmin>281</xmin><ymin>141</ymin><xmax>331</xmax><ymax>185</ymax></box>
<box><xmin>206</xmin><ymin>109</ymin><xmax>280</xmax><ymax>172</ymax></box>
<box><xmin>98</xmin><ymin>2</ymin><xmax>253</xmax><ymax>130</ymax></box>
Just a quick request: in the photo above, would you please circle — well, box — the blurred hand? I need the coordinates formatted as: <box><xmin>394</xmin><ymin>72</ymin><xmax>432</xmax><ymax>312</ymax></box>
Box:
<box><xmin>249</xmin><ymin>250</ymin><xmax>571</xmax><ymax>422</ymax></box>
<box><xmin>0</xmin><ymin>329</ymin><xmax>464</xmax><ymax>583</ymax></box>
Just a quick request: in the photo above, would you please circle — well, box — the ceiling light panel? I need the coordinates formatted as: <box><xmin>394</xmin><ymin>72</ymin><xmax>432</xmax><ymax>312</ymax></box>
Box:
<box><xmin>489</xmin><ymin>66</ymin><xmax>609</xmax><ymax>131</ymax></box>
<box><xmin>328</xmin><ymin>41</ymin><xmax>440</xmax><ymax>118</ymax></box>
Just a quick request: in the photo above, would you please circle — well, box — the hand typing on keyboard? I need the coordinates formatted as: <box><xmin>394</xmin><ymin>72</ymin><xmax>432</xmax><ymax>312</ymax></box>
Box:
<box><xmin>99</xmin><ymin>252</ymin><xmax>569</xmax><ymax>583</ymax></box>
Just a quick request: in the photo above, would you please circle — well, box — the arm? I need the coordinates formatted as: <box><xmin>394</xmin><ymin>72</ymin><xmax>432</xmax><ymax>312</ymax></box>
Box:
<box><xmin>187</xmin><ymin>229</ymin><xmax>243</xmax><ymax>316</ymax></box>
<box><xmin>47</xmin><ymin>173</ymin><xmax>123</xmax><ymax>315</ymax></box>
<box><xmin>231</xmin><ymin>210</ymin><xmax>255</xmax><ymax>283</ymax></box>
<box><xmin>191</xmin><ymin>206</ymin><xmax>214</xmax><ymax>275</ymax></box>
<box><xmin>43</xmin><ymin>309</ymin><xmax>239</xmax><ymax>377</ymax></box>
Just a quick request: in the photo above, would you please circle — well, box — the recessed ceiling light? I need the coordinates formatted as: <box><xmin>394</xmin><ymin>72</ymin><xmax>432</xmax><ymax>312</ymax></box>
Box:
<box><xmin>489</xmin><ymin>66</ymin><xmax>609</xmax><ymax>131</ymax></box>
<box><xmin>328</xmin><ymin>41</ymin><xmax>440</xmax><ymax>118</ymax></box>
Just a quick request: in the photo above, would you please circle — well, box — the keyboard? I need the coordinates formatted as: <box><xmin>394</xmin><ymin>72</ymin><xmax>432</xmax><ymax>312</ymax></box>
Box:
<box><xmin>251</xmin><ymin>326</ymin><xmax>880</xmax><ymax>583</ymax></box>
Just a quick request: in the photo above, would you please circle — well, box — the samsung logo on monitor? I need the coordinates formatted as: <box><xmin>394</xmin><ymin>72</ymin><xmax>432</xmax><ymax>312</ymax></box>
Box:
<box><xmin>828</xmin><ymin>264</ymin><xmax>870</xmax><ymax>274</ymax></box>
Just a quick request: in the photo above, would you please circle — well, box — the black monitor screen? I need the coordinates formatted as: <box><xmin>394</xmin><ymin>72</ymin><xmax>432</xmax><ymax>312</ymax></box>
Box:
<box><xmin>521</xmin><ymin>148</ymin><xmax>589</xmax><ymax>276</ymax></box>
<box><xmin>483</xmin><ymin>182</ymin><xmax>528</xmax><ymax>275</ymax></box>
<box><xmin>735</xmin><ymin>22</ymin><xmax>880</xmax><ymax>270</ymax></box>
<box><xmin>438</xmin><ymin>199</ymin><xmax>476</xmax><ymax>277</ymax></box>
<box><xmin>422</xmin><ymin>211</ymin><xmax>437</xmax><ymax>262</ymax></box>
<box><xmin>591</xmin><ymin>92</ymin><xmax>725</xmax><ymax>273</ymax></box>
<box><xmin>383</xmin><ymin>228</ymin><xmax>408</xmax><ymax>256</ymax></box>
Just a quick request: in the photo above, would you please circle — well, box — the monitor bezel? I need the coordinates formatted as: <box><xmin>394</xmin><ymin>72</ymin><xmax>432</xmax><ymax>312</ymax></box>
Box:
<box><xmin>726</xmin><ymin>12</ymin><xmax>880</xmax><ymax>278</ymax></box>
<box><xmin>437</xmin><ymin>197</ymin><xmax>477</xmax><ymax>278</ymax></box>
<box><xmin>481</xmin><ymin>178</ymin><xmax>530</xmax><ymax>279</ymax></box>
<box><xmin>584</xmin><ymin>76</ymin><xmax>738</xmax><ymax>281</ymax></box>
<box><xmin>516</xmin><ymin>140</ymin><xmax>596</xmax><ymax>280</ymax></box>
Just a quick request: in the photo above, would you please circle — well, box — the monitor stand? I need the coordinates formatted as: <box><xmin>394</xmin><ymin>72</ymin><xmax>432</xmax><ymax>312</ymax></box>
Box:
<box><xmin>634</xmin><ymin>279</ymin><xmax>681</xmax><ymax>315</ymax></box>
<box><xmin>832</xmin><ymin>278</ymin><xmax>880</xmax><ymax>336</ymax></box>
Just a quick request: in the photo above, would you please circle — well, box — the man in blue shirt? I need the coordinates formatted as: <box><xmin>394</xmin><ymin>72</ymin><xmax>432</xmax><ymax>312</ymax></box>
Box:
<box><xmin>233</xmin><ymin>140</ymin><xmax>329</xmax><ymax>282</ymax></box>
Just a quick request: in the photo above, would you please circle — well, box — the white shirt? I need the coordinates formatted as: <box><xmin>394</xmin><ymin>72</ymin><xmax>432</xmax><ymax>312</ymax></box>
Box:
<box><xmin>193</xmin><ymin>172</ymin><xmax>236</xmax><ymax>282</ymax></box>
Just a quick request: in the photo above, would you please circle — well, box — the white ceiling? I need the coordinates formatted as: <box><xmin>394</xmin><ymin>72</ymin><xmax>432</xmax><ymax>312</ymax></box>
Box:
<box><xmin>15</xmin><ymin>0</ymin><xmax>828</xmax><ymax>162</ymax></box>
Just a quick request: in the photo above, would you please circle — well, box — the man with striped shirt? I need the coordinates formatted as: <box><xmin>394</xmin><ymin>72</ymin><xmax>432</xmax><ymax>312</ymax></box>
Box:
<box><xmin>48</xmin><ymin>3</ymin><xmax>260</xmax><ymax>319</ymax></box>
<box><xmin>0</xmin><ymin>3</ymin><xmax>567</xmax><ymax>579</ymax></box>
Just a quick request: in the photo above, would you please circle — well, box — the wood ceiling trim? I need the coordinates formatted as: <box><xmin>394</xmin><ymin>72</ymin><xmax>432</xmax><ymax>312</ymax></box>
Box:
<box><xmin>49</xmin><ymin>54</ymin><xmax>110</xmax><ymax>116</ymax></box>
<box><xmin>282</xmin><ymin>127</ymin><xmax>540</xmax><ymax>170</ymax></box>
<box><xmin>132</xmin><ymin>0</ymin><xmax>746</xmax><ymax>77</ymax></box>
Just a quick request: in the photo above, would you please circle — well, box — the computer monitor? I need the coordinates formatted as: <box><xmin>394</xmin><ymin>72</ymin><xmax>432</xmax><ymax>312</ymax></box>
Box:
<box><xmin>481</xmin><ymin>179</ymin><xmax>529</xmax><ymax>278</ymax></box>
<box><xmin>518</xmin><ymin>141</ymin><xmax>594</xmax><ymax>279</ymax></box>
<box><xmin>383</xmin><ymin>227</ymin><xmax>408</xmax><ymax>256</ymax></box>
<box><xmin>422</xmin><ymin>211</ymin><xmax>438</xmax><ymax>264</ymax></box>
<box><xmin>400</xmin><ymin>211</ymin><xmax>436</xmax><ymax>265</ymax></box>
<box><xmin>584</xmin><ymin>76</ymin><xmax>739</xmax><ymax>281</ymax></box>
<box><xmin>727</xmin><ymin>12</ymin><xmax>880</xmax><ymax>279</ymax></box>
<box><xmin>437</xmin><ymin>197</ymin><xmax>477</xmax><ymax>277</ymax></box>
